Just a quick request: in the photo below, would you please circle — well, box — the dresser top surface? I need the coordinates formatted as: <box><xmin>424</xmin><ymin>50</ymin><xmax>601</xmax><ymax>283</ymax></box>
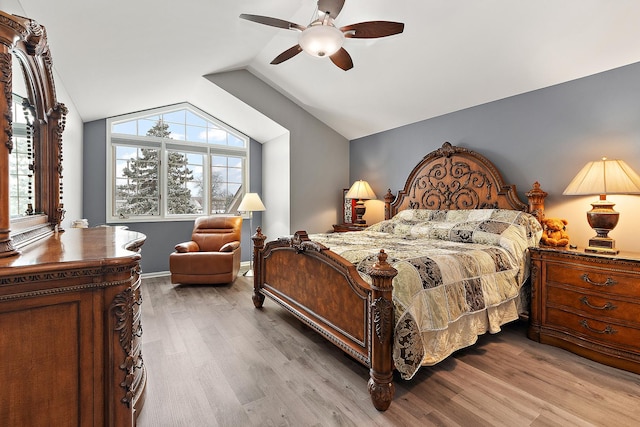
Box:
<box><xmin>0</xmin><ymin>226</ymin><xmax>146</xmax><ymax>270</ymax></box>
<box><xmin>531</xmin><ymin>245</ymin><xmax>640</xmax><ymax>264</ymax></box>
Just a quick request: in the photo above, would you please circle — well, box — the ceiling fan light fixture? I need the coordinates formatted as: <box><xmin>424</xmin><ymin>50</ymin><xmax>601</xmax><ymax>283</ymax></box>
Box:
<box><xmin>298</xmin><ymin>23</ymin><xmax>344</xmax><ymax>57</ymax></box>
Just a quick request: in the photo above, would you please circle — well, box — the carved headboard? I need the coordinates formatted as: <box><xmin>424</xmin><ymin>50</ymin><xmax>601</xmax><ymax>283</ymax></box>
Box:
<box><xmin>384</xmin><ymin>142</ymin><xmax>546</xmax><ymax>221</ymax></box>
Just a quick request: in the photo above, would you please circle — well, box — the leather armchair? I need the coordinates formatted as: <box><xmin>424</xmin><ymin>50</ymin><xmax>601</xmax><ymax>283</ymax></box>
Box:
<box><xmin>170</xmin><ymin>215</ymin><xmax>243</xmax><ymax>284</ymax></box>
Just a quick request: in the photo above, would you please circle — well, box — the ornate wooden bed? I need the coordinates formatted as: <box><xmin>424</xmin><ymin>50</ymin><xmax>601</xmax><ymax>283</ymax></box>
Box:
<box><xmin>250</xmin><ymin>142</ymin><xmax>547</xmax><ymax>411</ymax></box>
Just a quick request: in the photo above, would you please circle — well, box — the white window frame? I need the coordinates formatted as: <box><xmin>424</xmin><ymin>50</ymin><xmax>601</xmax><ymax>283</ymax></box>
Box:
<box><xmin>106</xmin><ymin>103</ymin><xmax>249</xmax><ymax>223</ymax></box>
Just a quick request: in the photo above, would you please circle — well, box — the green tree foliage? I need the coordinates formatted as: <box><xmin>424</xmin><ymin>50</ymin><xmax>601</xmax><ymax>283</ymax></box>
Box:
<box><xmin>116</xmin><ymin>119</ymin><xmax>197</xmax><ymax>216</ymax></box>
<box><xmin>166</xmin><ymin>150</ymin><xmax>196</xmax><ymax>214</ymax></box>
<box><xmin>116</xmin><ymin>147</ymin><xmax>160</xmax><ymax>216</ymax></box>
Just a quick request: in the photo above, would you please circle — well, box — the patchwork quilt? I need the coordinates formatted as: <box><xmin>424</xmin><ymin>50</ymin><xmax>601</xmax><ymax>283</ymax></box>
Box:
<box><xmin>310</xmin><ymin>209</ymin><xmax>542</xmax><ymax>379</ymax></box>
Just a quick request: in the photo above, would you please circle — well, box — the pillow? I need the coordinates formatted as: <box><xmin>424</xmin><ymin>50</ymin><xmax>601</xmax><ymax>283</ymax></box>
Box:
<box><xmin>368</xmin><ymin>209</ymin><xmax>542</xmax><ymax>248</ymax></box>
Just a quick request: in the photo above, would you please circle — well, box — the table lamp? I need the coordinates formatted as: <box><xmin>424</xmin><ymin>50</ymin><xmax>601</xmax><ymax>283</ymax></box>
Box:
<box><xmin>563</xmin><ymin>157</ymin><xmax>640</xmax><ymax>254</ymax></box>
<box><xmin>345</xmin><ymin>180</ymin><xmax>377</xmax><ymax>226</ymax></box>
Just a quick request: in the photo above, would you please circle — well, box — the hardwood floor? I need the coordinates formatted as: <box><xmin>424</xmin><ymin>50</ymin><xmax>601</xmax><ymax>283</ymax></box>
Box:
<box><xmin>137</xmin><ymin>275</ymin><xmax>640</xmax><ymax>427</ymax></box>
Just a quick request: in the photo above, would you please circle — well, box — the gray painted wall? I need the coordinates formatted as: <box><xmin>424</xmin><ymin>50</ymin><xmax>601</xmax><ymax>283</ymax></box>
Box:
<box><xmin>82</xmin><ymin>120</ymin><xmax>262</xmax><ymax>273</ymax></box>
<box><xmin>351</xmin><ymin>61</ymin><xmax>640</xmax><ymax>252</ymax></box>
<box><xmin>205</xmin><ymin>70</ymin><xmax>350</xmax><ymax>235</ymax></box>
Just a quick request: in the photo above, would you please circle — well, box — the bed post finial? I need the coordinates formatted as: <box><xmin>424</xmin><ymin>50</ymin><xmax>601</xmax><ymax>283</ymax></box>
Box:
<box><xmin>251</xmin><ymin>227</ymin><xmax>266</xmax><ymax>308</ymax></box>
<box><xmin>367</xmin><ymin>249</ymin><xmax>398</xmax><ymax>411</ymax></box>
<box><xmin>384</xmin><ymin>189</ymin><xmax>395</xmax><ymax>220</ymax></box>
<box><xmin>526</xmin><ymin>182</ymin><xmax>547</xmax><ymax>223</ymax></box>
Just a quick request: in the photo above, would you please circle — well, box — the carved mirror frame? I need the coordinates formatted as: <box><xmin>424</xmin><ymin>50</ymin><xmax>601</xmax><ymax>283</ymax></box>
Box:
<box><xmin>0</xmin><ymin>11</ymin><xmax>66</xmax><ymax>257</ymax></box>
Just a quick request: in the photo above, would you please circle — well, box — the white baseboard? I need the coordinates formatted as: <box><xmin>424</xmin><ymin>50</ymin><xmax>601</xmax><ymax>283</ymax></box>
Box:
<box><xmin>142</xmin><ymin>262</ymin><xmax>251</xmax><ymax>279</ymax></box>
<box><xmin>141</xmin><ymin>270</ymin><xmax>170</xmax><ymax>279</ymax></box>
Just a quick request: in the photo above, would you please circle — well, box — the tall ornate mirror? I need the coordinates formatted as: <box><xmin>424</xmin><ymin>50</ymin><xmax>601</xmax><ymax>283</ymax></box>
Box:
<box><xmin>0</xmin><ymin>11</ymin><xmax>67</xmax><ymax>257</ymax></box>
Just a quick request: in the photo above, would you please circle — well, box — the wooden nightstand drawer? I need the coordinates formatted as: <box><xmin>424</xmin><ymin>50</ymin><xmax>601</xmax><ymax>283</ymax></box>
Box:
<box><xmin>547</xmin><ymin>285</ymin><xmax>640</xmax><ymax>324</ymax></box>
<box><xmin>546</xmin><ymin>307</ymin><xmax>640</xmax><ymax>352</ymax></box>
<box><xmin>546</xmin><ymin>262</ymin><xmax>640</xmax><ymax>298</ymax></box>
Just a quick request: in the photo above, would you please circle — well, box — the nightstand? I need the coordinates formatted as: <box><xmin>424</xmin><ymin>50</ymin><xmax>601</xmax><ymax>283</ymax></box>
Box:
<box><xmin>332</xmin><ymin>223</ymin><xmax>367</xmax><ymax>232</ymax></box>
<box><xmin>528</xmin><ymin>246</ymin><xmax>640</xmax><ymax>374</ymax></box>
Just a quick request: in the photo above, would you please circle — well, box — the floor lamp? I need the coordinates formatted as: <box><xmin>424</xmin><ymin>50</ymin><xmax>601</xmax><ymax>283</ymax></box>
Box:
<box><xmin>238</xmin><ymin>192</ymin><xmax>266</xmax><ymax>276</ymax></box>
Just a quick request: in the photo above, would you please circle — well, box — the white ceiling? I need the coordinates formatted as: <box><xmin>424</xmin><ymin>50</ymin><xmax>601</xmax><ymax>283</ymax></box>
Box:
<box><xmin>8</xmin><ymin>0</ymin><xmax>640</xmax><ymax>141</ymax></box>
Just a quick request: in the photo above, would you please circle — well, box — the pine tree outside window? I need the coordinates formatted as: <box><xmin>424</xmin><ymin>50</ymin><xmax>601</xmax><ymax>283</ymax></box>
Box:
<box><xmin>107</xmin><ymin>104</ymin><xmax>248</xmax><ymax>222</ymax></box>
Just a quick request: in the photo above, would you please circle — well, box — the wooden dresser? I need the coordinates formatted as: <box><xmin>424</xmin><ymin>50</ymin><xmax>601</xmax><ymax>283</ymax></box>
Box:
<box><xmin>0</xmin><ymin>226</ymin><xmax>146</xmax><ymax>426</ymax></box>
<box><xmin>528</xmin><ymin>246</ymin><xmax>640</xmax><ymax>374</ymax></box>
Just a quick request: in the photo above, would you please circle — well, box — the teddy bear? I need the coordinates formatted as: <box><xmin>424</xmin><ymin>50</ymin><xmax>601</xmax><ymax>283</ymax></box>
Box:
<box><xmin>540</xmin><ymin>217</ymin><xmax>570</xmax><ymax>247</ymax></box>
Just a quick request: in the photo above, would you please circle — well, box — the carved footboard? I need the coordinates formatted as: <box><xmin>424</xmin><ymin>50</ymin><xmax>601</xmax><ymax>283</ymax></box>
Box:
<box><xmin>252</xmin><ymin>229</ymin><xmax>398</xmax><ymax>411</ymax></box>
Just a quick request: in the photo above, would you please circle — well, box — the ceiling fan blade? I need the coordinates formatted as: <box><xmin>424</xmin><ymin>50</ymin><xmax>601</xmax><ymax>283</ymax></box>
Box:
<box><xmin>317</xmin><ymin>0</ymin><xmax>345</xmax><ymax>19</ymax></box>
<box><xmin>270</xmin><ymin>45</ymin><xmax>303</xmax><ymax>65</ymax></box>
<box><xmin>340</xmin><ymin>21</ymin><xmax>405</xmax><ymax>39</ymax></box>
<box><xmin>330</xmin><ymin>48</ymin><xmax>353</xmax><ymax>71</ymax></box>
<box><xmin>240</xmin><ymin>14</ymin><xmax>305</xmax><ymax>31</ymax></box>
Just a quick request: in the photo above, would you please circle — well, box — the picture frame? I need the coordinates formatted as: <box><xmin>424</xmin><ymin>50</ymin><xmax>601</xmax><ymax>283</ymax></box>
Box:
<box><xmin>342</xmin><ymin>188</ymin><xmax>357</xmax><ymax>224</ymax></box>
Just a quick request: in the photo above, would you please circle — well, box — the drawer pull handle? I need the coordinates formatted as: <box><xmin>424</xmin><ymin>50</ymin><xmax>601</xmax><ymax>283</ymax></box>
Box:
<box><xmin>579</xmin><ymin>297</ymin><xmax>617</xmax><ymax>311</ymax></box>
<box><xmin>581</xmin><ymin>273</ymin><xmax>617</xmax><ymax>287</ymax></box>
<box><xmin>580</xmin><ymin>319</ymin><xmax>617</xmax><ymax>335</ymax></box>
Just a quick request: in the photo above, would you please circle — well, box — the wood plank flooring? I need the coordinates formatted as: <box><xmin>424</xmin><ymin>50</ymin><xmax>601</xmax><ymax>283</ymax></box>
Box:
<box><xmin>137</xmin><ymin>275</ymin><xmax>640</xmax><ymax>427</ymax></box>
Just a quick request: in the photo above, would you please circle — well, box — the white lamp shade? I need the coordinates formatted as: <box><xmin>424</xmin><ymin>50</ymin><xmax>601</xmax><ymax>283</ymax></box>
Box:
<box><xmin>563</xmin><ymin>158</ymin><xmax>640</xmax><ymax>195</ymax></box>
<box><xmin>298</xmin><ymin>23</ymin><xmax>344</xmax><ymax>57</ymax></box>
<box><xmin>238</xmin><ymin>193</ymin><xmax>266</xmax><ymax>212</ymax></box>
<box><xmin>345</xmin><ymin>180</ymin><xmax>377</xmax><ymax>200</ymax></box>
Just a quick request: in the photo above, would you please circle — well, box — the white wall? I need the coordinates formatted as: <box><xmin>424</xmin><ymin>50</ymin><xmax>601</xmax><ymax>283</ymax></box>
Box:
<box><xmin>54</xmin><ymin>69</ymin><xmax>83</xmax><ymax>229</ymax></box>
<box><xmin>263</xmin><ymin>132</ymin><xmax>290</xmax><ymax>239</ymax></box>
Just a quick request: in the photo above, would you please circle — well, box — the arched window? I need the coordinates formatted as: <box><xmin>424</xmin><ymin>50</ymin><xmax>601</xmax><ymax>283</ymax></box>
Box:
<box><xmin>107</xmin><ymin>103</ymin><xmax>248</xmax><ymax>221</ymax></box>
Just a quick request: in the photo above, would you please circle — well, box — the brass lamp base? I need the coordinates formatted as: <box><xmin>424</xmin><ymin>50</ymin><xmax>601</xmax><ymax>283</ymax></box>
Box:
<box><xmin>584</xmin><ymin>196</ymin><xmax>620</xmax><ymax>255</ymax></box>
<box><xmin>353</xmin><ymin>199</ymin><xmax>367</xmax><ymax>226</ymax></box>
<box><xmin>585</xmin><ymin>236</ymin><xmax>619</xmax><ymax>254</ymax></box>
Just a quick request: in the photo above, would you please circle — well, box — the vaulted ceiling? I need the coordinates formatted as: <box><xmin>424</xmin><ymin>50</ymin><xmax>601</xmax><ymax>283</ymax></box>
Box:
<box><xmin>10</xmin><ymin>0</ymin><xmax>640</xmax><ymax>140</ymax></box>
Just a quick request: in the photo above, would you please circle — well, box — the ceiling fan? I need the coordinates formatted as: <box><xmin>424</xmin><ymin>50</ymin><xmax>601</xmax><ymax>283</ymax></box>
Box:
<box><xmin>240</xmin><ymin>0</ymin><xmax>404</xmax><ymax>71</ymax></box>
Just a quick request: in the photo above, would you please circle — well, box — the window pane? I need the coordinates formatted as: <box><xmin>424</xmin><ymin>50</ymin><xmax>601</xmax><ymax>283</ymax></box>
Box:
<box><xmin>116</xmin><ymin>145</ymin><xmax>137</xmax><ymax>159</ymax></box>
<box><xmin>167</xmin><ymin>122</ymin><xmax>185</xmax><ymax>140</ymax></box>
<box><xmin>228</xmin><ymin>134</ymin><xmax>245</xmax><ymax>148</ymax></box>
<box><xmin>228</xmin><ymin>156</ymin><xmax>243</xmax><ymax>168</ymax></box>
<box><xmin>112</xmin><ymin>121</ymin><xmax>137</xmax><ymax>135</ymax></box>
<box><xmin>228</xmin><ymin>183</ymin><xmax>241</xmax><ymax>196</ymax></box>
<box><xmin>114</xmin><ymin>147</ymin><xmax>160</xmax><ymax>217</ymax></box>
<box><xmin>227</xmin><ymin>167</ymin><xmax>243</xmax><ymax>183</ymax></box>
<box><xmin>9</xmin><ymin>135</ymin><xmax>32</xmax><ymax>218</ymax></box>
<box><xmin>186</xmin><ymin>153</ymin><xmax>203</xmax><ymax>164</ymax></box>
<box><xmin>167</xmin><ymin>150</ymin><xmax>204</xmax><ymax>215</ymax></box>
<box><xmin>138</xmin><ymin>119</ymin><xmax>158</xmax><ymax>136</ymax></box>
<box><xmin>163</xmin><ymin>110</ymin><xmax>185</xmax><ymax>124</ymax></box>
<box><xmin>210</xmin><ymin>154</ymin><xmax>244</xmax><ymax>214</ymax></box>
<box><xmin>211</xmin><ymin>156</ymin><xmax>227</xmax><ymax>167</ymax></box>
<box><xmin>208</xmin><ymin>128</ymin><xmax>227</xmax><ymax>145</ymax></box>
<box><xmin>186</xmin><ymin>125</ymin><xmax>207</xmax><ymax>143</ymax></box>
<box><xmin>186</xmin><ymin>110</ymin><xmax>207</xmax><ymax>127</ymax></box>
